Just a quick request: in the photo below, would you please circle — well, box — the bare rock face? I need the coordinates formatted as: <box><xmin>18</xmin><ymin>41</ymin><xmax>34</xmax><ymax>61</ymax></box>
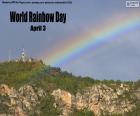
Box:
<box><xmin>52</xmin><ymin>84</ymin><xmax>136</xmax><ymax>116</ymax></box>
<box><xmin>0</xmin><ymin>83</ymin><xmax>137</xmax><ymax>116</ymax></box>
<box><xmin>0</xmin><ymin>84</ymin><xmax>46</xmax><ymax>116</ymax></box>
<box><xmin>0</xmin><ymin>84</ymin><xmax>17</xmax><ymax>97</ymax></box>
<box><xmin>51</xmin><ymin>89</ymin><xmax>72</xmax><ymax>116</ymax></box>
<box><xmin>75</xmin><ymin>84</ymin><xmax>135</xmax><ymax>115</ymax></box>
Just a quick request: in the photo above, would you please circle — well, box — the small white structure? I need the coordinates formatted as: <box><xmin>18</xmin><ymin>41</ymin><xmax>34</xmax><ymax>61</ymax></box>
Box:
<box><xmin>9</xmin><ymin>48</ymin><xmax>39</xmax><ymax>63</ymax></box>
<box><xmin>21</xmin><ymin>48</ymin><xmax>26</xmax><ymax>62</ymax></box>
<box><xmin>19</xmin><ymin>48</ymin><xmax>34</xmax><ymax>62</ymax></box>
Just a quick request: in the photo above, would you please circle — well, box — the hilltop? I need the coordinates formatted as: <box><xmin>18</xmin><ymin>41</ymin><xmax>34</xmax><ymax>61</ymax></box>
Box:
<box><xmin>0</xmin><ymin>61</ymin><xmax>140</xmax><ymax>116</ymax></box>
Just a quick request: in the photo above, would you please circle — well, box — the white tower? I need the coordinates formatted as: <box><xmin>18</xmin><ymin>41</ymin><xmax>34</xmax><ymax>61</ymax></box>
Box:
<box><xmin>21</xmin><ymin>48</ymin><xmax>26</xmax><ymax>62</ymax></box>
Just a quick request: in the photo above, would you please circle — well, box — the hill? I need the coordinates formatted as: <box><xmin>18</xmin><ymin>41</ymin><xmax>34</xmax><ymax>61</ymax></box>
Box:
<box><xmin>0</xmin><ymin>61</ymin><xmax>140</xmax><ymax>116</ymax></box>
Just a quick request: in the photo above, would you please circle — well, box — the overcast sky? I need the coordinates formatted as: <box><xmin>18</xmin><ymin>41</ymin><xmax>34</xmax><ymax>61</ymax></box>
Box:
<box><xmin>0</xmin><ymin>0</ymin><xmax>140</xmax><ymax>81</ymax></box>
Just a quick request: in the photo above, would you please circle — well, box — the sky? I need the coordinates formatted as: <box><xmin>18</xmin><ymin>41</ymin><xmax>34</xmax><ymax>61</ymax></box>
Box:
<box><xmin>0</xmin><ymin>0</ymin><xmax>140</xmax><ymax>81</ymax></box>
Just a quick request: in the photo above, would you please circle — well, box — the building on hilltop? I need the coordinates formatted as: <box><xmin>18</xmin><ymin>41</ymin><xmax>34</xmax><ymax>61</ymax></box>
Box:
<box><xmin>16</xmin><ymin>48</ymin><xmax>35</xmax><ymax>63</ymax></box>
<box><xmin>8</xmin><ymin>48</ymin><xmax>42</xmax><ymax>64</ymax></box>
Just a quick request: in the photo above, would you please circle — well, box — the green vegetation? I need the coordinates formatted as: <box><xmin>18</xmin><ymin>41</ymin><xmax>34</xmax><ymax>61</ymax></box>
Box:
<box><xmin>1</xmin><ymin>61</ymin><xmax>135</xmax><ymax>94</ymax></box>
<box><xmin>0</xmin><ymin>61</ymin><xmax>44</xmax><ymax>88</ymax></box>
<box><xmin>0</xmin><ymin>95</ymin><xmax>10</xmax><ymax>114</ymax></box>
<box><xmin>0</xmin><ymin>61</ymin><xmax>97</xmax><ymax>93</ymax></box>
<box><xmin>28</xmin><ymin>94</ymin><xmax>61</xmax><ymax>116</ymax></box>
<box><xmin>134</xmin><ymin>80</ymin><xmax>140</xmax><ymax>89</ymax></box>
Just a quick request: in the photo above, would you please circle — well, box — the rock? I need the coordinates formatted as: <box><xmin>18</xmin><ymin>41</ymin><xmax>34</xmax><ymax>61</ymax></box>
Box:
<box><xmin>52</xmin><ymin>89</ymin><xmax>72</xmax><ymax>107</ymax></box>
<box><xmin>51</xmin><ymin>89</ymin><xmax>72</xmax><ymax>116</ymax></box>
<box><xmin>52</xmin><ymin>84</ymin><xmax>136</xmax><ymax>116</ymax></box>
<box><xmin>0</xmin><ymin>84</ymin><xmax>46</xmax><ymax>116</ymax></box>
<box><xmin>14</xmin><ymin>106</ymin><xmax>27</xmax><ymax>116</ymax></box>
<box><xmin>0</xmin><ymin>83</ymin><xmax>137</xmax><ymax>116</ymax></box>
<box><xmin>0</xmin><ymin>84</ymin><xmax>17</xmax><ymax>97</ymax></box>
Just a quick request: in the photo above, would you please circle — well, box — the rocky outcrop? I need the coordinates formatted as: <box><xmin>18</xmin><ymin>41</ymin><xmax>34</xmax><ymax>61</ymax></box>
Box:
<box><xmin>52</xmin><ymin>84</ymin><xmax>136</xmax><ymax>116</ymax></box>
<box><xmin>0</xmin><ymin>84</ymin><xmax>46</xmax><ymax>116</ymax></box>
<box><xmin>0</xmin><ymin>83</ymin><xmax>137</xmax><ymax>116</ymax></box>
<box><xmin>52</xmin><ymin>89</ymin><xmax>72</xmax><ymax>116</ymax></box>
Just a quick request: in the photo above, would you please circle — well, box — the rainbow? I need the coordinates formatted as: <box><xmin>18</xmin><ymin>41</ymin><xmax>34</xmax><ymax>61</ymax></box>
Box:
<box><xmin>41</xmin><ymin>12</ymin><xmax>140</xmax><ymax>66</ymax></box>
